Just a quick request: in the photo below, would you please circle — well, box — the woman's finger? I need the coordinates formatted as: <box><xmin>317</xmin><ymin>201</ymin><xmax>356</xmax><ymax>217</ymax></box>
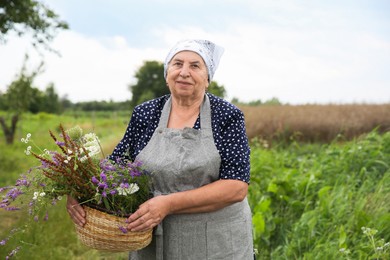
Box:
<box><xmin>66</xmin><ymin>195</ymin><xmax>86</xmax><ymax>226</ymax></box>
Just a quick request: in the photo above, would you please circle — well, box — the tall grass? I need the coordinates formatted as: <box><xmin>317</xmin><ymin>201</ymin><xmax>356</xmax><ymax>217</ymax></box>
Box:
<box><xmin>249</xmin><ymin>131</ymin><xmax>390</xmax><ymax>259</ymax></box>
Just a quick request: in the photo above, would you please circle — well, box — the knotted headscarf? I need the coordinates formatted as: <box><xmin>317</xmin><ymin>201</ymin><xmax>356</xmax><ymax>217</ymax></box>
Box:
<box><xmin>164</xmin><ymin>39</ymin><xmax>224</xmax><ymax>82</ymax></box>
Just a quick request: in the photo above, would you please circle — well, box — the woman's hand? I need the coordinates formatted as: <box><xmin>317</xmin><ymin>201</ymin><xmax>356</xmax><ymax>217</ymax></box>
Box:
<box><xmin>66</xmin><ymin>195</ymin><xmax>86</xmax><ymax>227</ymax></box>
<box><xmin>126</xmin><ymin>179</ymin><xmax>248</xmax><ymax>232</ymax></box>
<box><xmin>126</xmin><ymin>195</ymin><xmax>172</xmax><ymax>232</ymax></box>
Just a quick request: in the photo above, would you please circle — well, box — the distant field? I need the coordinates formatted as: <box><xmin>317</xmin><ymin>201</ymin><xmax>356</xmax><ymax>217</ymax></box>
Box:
<box><xmin>240</xmin><ymin>103</ymin><xmax>390</xmax><ymax>143</ymax></box>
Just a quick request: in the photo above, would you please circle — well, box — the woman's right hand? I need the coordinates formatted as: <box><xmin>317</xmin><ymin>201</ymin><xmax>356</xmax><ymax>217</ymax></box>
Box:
<box><xmin>66</xmin><ymin>195</ymin><xmax>86</xmax><ymax>227</ymax></box>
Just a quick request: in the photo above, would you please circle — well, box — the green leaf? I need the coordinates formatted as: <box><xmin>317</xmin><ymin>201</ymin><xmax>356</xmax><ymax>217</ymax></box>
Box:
<box><xmin>252</xmin><ymin>212</ymin><xmax>265</xmax><ymax>235</ymax></box>
<box><xmin>339</xmin><ymin>225</ymin><xmax>347</xmax><ymax>248</ymax></box>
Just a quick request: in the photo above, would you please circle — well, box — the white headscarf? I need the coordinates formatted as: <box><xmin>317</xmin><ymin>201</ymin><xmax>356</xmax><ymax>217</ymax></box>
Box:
<box><xmin>164</xmin><ymin>39</ymin><xmax>224</xmax><ymax>82</ymax></box>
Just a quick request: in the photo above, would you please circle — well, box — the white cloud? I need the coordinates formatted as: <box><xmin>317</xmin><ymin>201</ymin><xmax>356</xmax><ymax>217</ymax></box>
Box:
<box><xmin>0</xmin><ymin>31</ymin><xmax>166</xmax><ymax>102</ymax></box>
<box><xmin>1</xmin><ymin>9</ymin><xmax>389</xmax><ymax>104</ymax></box>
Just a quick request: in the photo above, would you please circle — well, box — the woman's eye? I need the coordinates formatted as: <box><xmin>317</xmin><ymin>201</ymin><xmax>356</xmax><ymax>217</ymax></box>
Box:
<box><xmin>191</xmin><ymin>64</ymin><xmax>200</xmax><ymax>68</ymax></box>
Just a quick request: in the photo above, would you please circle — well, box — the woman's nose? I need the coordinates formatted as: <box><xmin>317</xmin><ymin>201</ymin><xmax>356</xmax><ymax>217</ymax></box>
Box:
<box><xmin>179</xmin><ymin>65</ymin><xmax>190</xmax><ymax>78</ymax></box>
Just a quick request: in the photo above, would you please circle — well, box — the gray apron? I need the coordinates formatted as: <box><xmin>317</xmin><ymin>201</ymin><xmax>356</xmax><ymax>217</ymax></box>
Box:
<box><xmin>130</xmin><ymin>95</ymin><xmax>253</xmax><ymax>260</ymax></box>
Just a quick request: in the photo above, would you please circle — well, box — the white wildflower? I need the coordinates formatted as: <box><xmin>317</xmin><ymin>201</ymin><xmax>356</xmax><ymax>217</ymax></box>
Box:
<box><xmin>117</xmin><ymin>183</ymin><xmax>139</xmax><ymax>196</ymax></box>
<box><xmin>39</xmin><ymin>192</ymin><xmax>46</xmax><ymax>197</ymax></box>
<box><xmin>24</xmin><ymin>146</ymin><xmax>32</xmax><ymax>155</ymax></box>
<box><xmin>79</xmin><ymin>156</ymin><xmax>88</xmax><ymax>162</ymax></box>
<box><xmin>82</xmin><ymin>133</ymin><xmax>101</xmax><ymax>158</ymax></box>
<box><xmin>32</xmin><ymin>192</ymin><xmax>39</xmax><ymax>200</ymax></box>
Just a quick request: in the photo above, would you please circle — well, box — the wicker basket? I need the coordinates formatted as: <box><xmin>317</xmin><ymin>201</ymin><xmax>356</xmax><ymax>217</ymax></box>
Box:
<box><xmin>74</xmin><ymin>206</ymin><xmax>152</xmax><ymax>252</ymax></box>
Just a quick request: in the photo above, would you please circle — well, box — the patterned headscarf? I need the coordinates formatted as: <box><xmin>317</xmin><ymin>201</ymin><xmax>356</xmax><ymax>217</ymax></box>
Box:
<box><xmin>164</xmin><ymin>39</ymin><xmax>224</xmax><ymax>82</ymax></box>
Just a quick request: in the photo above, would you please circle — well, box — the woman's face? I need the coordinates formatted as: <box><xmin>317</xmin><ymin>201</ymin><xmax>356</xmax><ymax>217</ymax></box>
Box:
<box><xmin>166</xmin><ymin>51</ymin><xmax>209</xmax><ymax>101</ymax></box>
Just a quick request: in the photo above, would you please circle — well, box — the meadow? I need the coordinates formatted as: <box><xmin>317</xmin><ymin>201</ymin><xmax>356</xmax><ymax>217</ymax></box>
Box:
<box><xmin>0</xmin><ymin>104</ymin><xmax>389</xmax><ymax>259</ymax></box>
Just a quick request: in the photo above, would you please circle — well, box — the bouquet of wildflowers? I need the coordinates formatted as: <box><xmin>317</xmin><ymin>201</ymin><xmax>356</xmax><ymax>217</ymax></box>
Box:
<box><xmin>0</xmin><ymin>125</ymin><xmax>152</xmax><ymax>257</ymax></box>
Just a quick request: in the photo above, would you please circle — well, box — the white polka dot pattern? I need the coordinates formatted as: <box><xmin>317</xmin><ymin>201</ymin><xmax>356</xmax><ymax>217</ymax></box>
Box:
<box><xmin>109</xmin><ymin>93</ymin><xmax>251</xmax><ymax>183</ymax></box>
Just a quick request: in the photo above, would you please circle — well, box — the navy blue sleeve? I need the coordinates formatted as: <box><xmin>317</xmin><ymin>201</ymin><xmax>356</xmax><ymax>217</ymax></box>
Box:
<box><xmin>209</xmin><ymin>94</ymin><xmax>251</xmax><ymax>183</ymax></box>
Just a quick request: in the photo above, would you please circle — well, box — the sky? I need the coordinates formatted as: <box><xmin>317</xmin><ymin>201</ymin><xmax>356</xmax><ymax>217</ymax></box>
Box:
<box><xmin>0</xmin><ymin>0</ymin><xmax>389</xmax><ymax>104</ymax></box>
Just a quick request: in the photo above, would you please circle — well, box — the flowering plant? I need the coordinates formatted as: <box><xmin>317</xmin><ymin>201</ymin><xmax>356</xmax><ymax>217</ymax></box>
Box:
<box><xmin>0</xmin><ymin>125</ymin><xmax>151</xmax><ymax>258</ymax></box>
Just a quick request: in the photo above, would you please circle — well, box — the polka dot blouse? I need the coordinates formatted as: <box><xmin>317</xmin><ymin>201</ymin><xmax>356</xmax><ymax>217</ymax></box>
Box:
<box><xmin>109</xmin><ymin>93</ymin><xmax>251</xmax><ymax>183</ymax></box>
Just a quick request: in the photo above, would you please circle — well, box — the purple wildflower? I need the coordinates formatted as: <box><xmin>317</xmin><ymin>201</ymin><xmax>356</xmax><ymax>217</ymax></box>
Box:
<box><xmin>1</xmin><ymin>199</ymin><xmax>10</xmax><ymax>208</ymax></box>
<box><xmin>118</xmin><ymin>225</ymin><xmax>128</xmax><ymax>234</ymax></box>
<box><xmin>1</xmin><ymin>238</ymin><xmax>8</xmax><ymax>245</ymax></box>
<box><xmin>56</xmin><ymin>141</ymin><xmax>65</xmax><ymax>146</ymax></box>
<box><xmin>130</xmin><ymin>169</ymin><xmax>142</xmax><ymax>177</ymax></box>
<box><xmin>44</xmin><ymin>212</ymin><xmax>49</xmax><ymax>221</ymax></box>
<box><xmin>6</xmin><ymin>188</ymin><xmax>23</xmax><ymax>200</ymax></box>
<box><xmin>102</xmin><ymin>191</ymin><xmax>107</xmax><ymax>198</ymax></box>
<box><xmin>5</xmin><ymin>207</ymin><xmax>20</xmax><ymax>211</ymax></box>
<box><xmin>120</xmin><ymin>183</ymin><xmax>129</xmax><ymax>189</ymax></box>
<box><xmin>34</xmin><ymin>216</ymin><xmax>38</xmax><ymax>222</ymax></box>
<box><xmin>110</xmin><ymin>190</ymin><xmax>117</xmax><ymax>195</ymax></box>
<box><xmin>0</xmin><ymin>186</ymin><xmax>10</xmax><ymax>193</ymax></box>
<box><xmin>6</xmin><ymin>246</ymin><xmax>21</xmax><ymax>259</ymax></box>
<box><xmin>98</xmin><ymin>182</ymin><xmax>108</xmax><ymax>189</ymax></box>
<box><xmin>15</xmin><ymin>177</ymin><xmax>30</xmax><ymax>187</ymax></box>
<box><xmin>91</xmin><ymin>176</ymin><xmax>99</xmax><ymax>184</ymax></box>
<box><xmin>51</xmin><ymin>198</ymin><xmax>58</xmax><ymax>205</ymax></box>
<box><xmin>133</xmin><ymin>160</ymin><xmax>143</xmax><ymax>167</ymax></box>
<box><xmin>100</xmin><ymin>159</ymin><xmax>116</xmax><ymax>171</ymax></box>
<box><xmin>40</xmin><ymin>160</ymin><xmax>50</xmax><ymax>168</ymax></box>
<box><xmin>100</xmin><ymin>172</ymin><xmax>107</xmax><ymax>182</ymax></box>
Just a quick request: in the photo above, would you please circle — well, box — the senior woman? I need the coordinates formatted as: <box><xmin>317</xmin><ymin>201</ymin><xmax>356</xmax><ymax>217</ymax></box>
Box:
<box><xmin>67</xmin><ymin>39</ymin><xmax>254</xmax><ymax>259</ymax></box>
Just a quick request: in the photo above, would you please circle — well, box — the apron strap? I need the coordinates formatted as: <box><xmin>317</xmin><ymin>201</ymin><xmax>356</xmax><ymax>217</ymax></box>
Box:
<box><xmin>158</xmin><ymin>94</ymin><xmax>212</xmax><ymax>129</ymax></box>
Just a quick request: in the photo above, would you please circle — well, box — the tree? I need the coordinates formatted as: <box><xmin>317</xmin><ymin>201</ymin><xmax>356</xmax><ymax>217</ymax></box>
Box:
<box><xmin>129</xmin><ymin>61</ymin><xmax>169</xmax><ymax>107</ymax></box>
<box><xmin>129</xmin><ymin>60</ymin><xmax>227</xmax><ymax>107</ymax></box>
<box><xmin>0</xmin><ymin>1</ymin><xmax>68</xmax><ymax>144</ymax></box>
<box><xmin>0</xmin><ymin>0</ymin><xmax>69</xmax><ymax>51</ymax></box>
<box><xmin>208</xmin><ymin>81</ymin><xmax>226</xmax><ymax>98</ymax></box>
<box><xmin>0</xmin><ymin>56</ymin><xmax>44</xmax><ymax>144</ymax></box>
<box><xmin>41</xmin><ymin>83</ymin><xmax>60</xmax><ymax>113</ymax></box>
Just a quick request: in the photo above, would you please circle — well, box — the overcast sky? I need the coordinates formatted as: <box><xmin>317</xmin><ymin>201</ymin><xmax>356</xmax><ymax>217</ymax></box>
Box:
<box><xmin>0</xmin><ymin>0</ymin><xmax>389</xmax><ymax>104</ymax></box>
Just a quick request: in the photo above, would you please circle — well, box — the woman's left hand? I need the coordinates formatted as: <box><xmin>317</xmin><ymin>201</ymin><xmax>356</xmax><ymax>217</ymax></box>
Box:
<box><xmin>126</xmin><ymin>195</ymin><xmax>171</xmax><ymax>232</ymax></box>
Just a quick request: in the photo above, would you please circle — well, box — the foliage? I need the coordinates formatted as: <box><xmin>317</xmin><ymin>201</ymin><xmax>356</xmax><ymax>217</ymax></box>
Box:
<box><xmin>232</xmin><ymin>97</ymin><xmax>282</xmax><ymax>106</ymax></box>
<box><xmin>129</xmin><ymin>61</ymin><xmax>169</xmax><ymax>107</ymax></box>
<box><xmin>249</xmin><ymin>131</ymin><xmax>390</xmax><ymax>259</ymax></box>
<box><xmin>0</xmin><ymin>125</ymin><xmax>151</xmax><ymax>258</ymax></box>
<box><xmin>207</xmin><ymin>80</ymin><xmax>226</xmax><ymax>98</ymax></box>
<box><xmin>71</xmin><ymin>100</ymin><xmax>131</xmax><ymax>112</ymax></box>
<box><xmin>0</xmin><ymin>0</ymin><xmax>69</xmax><ymax>51</ymax></box>
<box><xmin>2</xmin><ymin>55</ymin><xmax>44</xmax><ymax>114</ymax></box>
